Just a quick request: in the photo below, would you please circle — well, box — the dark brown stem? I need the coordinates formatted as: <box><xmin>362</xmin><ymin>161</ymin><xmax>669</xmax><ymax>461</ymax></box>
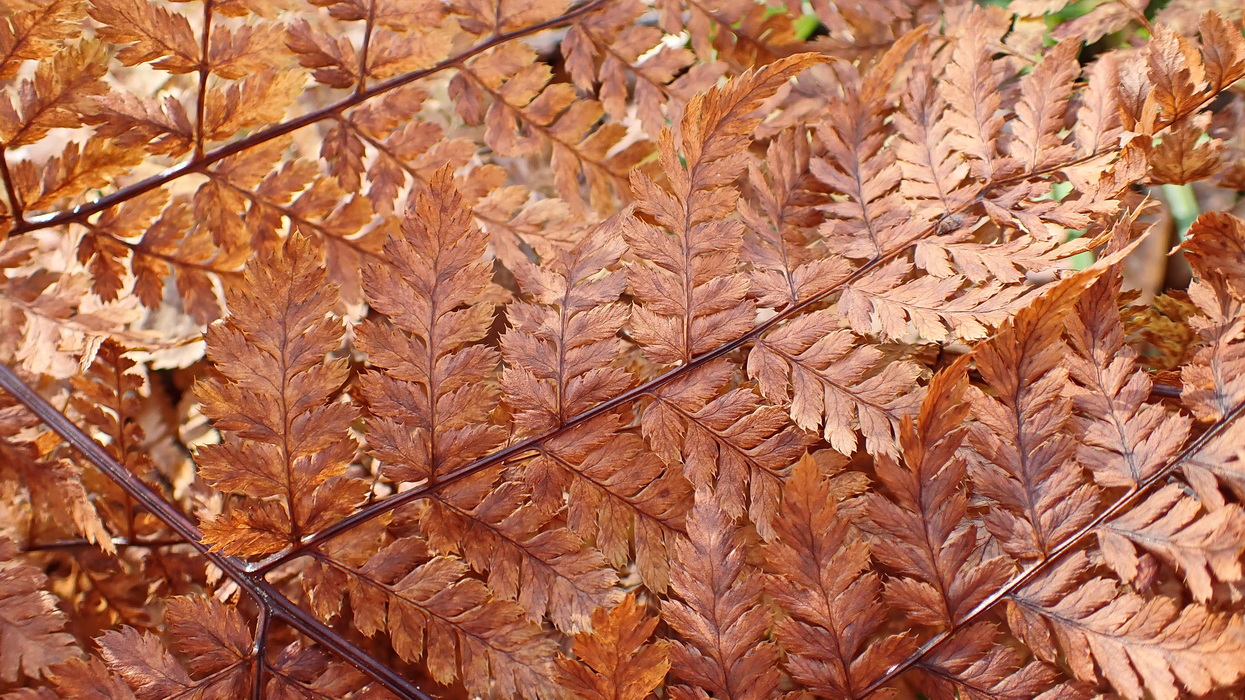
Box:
<box><xmin>272</xmin><ymin>81</ymin><xmax>1240</xmax><ymax>570</ymax></box>
<box><xmin>251</xmin><ymin>608</ymin><xmax>271</xmax><ymax>700</ymax></box>
<box><xmin>1117</xmin><ymin>0</ymin><xmax>1154</xmax><ymax>34</ymax></box>
<box><xmin>357</xmin><ymin>0</ymin><xmax>376</xmax><ymax>96</ymax></box>
<box><xmin>261</xmin><ymin>124</ymin><xmax>1161</xmax><ymax>571</ymax></box>
<box><xmin>5</xmin><ymin>0</ymin><xmax>610</xmax><ymax>238</ymax></box>
<box><xmin>255</xmin><ymin>201</ymin><xmax>963</xmax><ymax>574</ymax></box>
<box><xmin>260</xmin><ymin>83</ymin><xmax>1224</xmax><ymax>573</ymax></box>
<box><xmin>24</xmin><ymin>537</ymin><xmax>188</xmax><ymax>552</ymax></box>
<box><xmin>0</xmin><ymin>150</ymin><xmax>23</xmax><ymax>224</ymax></box>
<box><xmin>195</xmin><ymin>1</ymin><xmax>214</xmax><ymax>159</ymax></box>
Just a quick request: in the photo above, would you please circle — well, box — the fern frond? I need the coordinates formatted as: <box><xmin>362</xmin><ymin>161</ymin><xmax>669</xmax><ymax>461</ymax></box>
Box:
<box><xmin>534</xmin><ymin>415</ymin><xmax>690</xmax><ymax>592</ymax></box>
<box><xmin>914</xmin><ymin>622</ymin><xmax>1068</xmax><ymax>700</ymax></box>
<box><xmin>195</xmin><ymin>234</ymin><xmax>367</xmax><ymax>556</ymax></box>
<box><xmin>0</xmin><ymin>538</ymin><xmax>76</xmax><ymax>682</ymax></box>
<box><xmin>662</xmin><ymin>494</ymin><xmax>780</xmax><ymax>700</ymax></box>
<box><xmin>1009</xmin><ymin>551</ymin><xmax>1245</xmax><ymax>700</ymax></box>
<box><xmin>1065</xmin><ymin>269</ymin><xmax>1192</xmax><ymax>488</ymax></box>
<box><xmin>967</xmin><ymin>273</ymin><xmax>1108</xmax><ymax>559</ymax></box>
<box><xmin>94</xmin><ymin>597</ymin><xmax>254</xmax><ymax>698</ymax></box>
<box><xmin>865</xmin><ymin>359</ymin><xmax>1013</xmax><ymax>629</ymax></box>
<box><xmin>762</xmin><ymin>454</ymin><xmax>915</xmax><ymax>699</ymax></box>
<box><xmin>329</xmin><ymin>538</ymin><xmax>561</xmax><ymax>699</ymax></box>
<box><xmin>357</xmin><ymin>165</ymin><xmax>505</xmax><ymax>484</ymax></box>
<box><xmin>740</xmin><ymin>127</ymin><xmax>846</xmax><ymax>310</ymax></box>
<box><xmin>643</xmin><ymin>359</ymin><xmax>810</xmax><ymax>536</ymax></box>
<box><xmin>748</xmin><ymin>310</ymin><xmax>920</xmax><ymax>457</ymax></box>
<box><xmin>554</xmin><ymin>593</ymin><xmax>670</xmax><ymax>700</ymax></box>
<box><xmin>502</xmin><ymin>215</ymin><xmax>633</xmax><ymax>436</ymax></box>
<box><xmin>1099</xmin><ymin>484</ymin><xmax>1245</xmax><ymax>602</ymax></box>
<box><xmin>624</xmin><ymin>52</ymin><xmax>825</xmax><ymax>366</ymax></box>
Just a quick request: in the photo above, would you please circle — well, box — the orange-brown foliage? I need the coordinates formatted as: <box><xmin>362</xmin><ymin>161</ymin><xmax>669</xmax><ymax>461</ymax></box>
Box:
<box><xmin>1</xmin><ymin>0</ymin><xmax>1245</xmax><ymax>698</ymax></box>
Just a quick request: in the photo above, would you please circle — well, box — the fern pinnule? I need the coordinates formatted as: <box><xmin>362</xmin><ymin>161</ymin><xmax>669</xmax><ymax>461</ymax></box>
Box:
<box><xmin>534</xmin><ymin>415</ymin><xmax>690</xmax><ymax>592</ymax></box>
<box><xmin>747</xmin><ymin>310</ymin><xmax>920</xmax><ymax>457</ymax></box>
<box><xmin>449</xmin><ymin>41</ymin><xmax>646</xmax><ymax>211</ymax></box>
<box><xmin>864</xmin><ymin>358</ymin><xmax>1012</xmax><ymax>629</ymax></box>
<box><xmin>941</xmin><ymin>7</ymin><xmax>1008</xmax><ymax>184</ymax></box>
<box><xmin>357</xmin><ymin>164</ymin><xmax>504</xmax><ymax>485</ymax></box>
<box><xmin>1065</xmin><ymin>268</ymin><xmax>1192</xmax><ymax>489</ymax></box>
<box><xmin>1098</xmin><ymin>483</ymin><xmax>1245</xmax><ymax>602</ymax></box>
<box><xmin>1176</xmin><ymin>212</ymin><xmax>1245</xmax><ymax>506</ymax></box>
<box><xmin>0</xmin><ymin>537</ymin><xmax>76</xmax><ymax>682</ymax></box>
<box><xmin>643</xmin><ymin>357</ymin><xmax>810</xmax><ymax>537</ymax></box>
<box><xmin>356</xmin><ymin>165</ymin><xmax>621</xmax><ymax>632</ymax></box>
<box><xmin>554</xmin><ymin>592</ymin><xmax>670</xmax><ymax>700</ymax></box>
<box><xmin>662</xmin><ymin>493</ymin><xmax>779</xmax><ymax>700</ymax></box>
<box><xmin>95</xmin><ymin>596</ymin><xmax>254</xmax><ymax>699</ymax></box>
<box><xmin>319</xmin><ymin>537</ymin><xmax>561</xmax><ymax>699</ymax></box>
<box><xmin>740</xmin><ymin>127</ymin><xmax>848</xmax><ymax>310</ymax></box>
<box><xmin>893</xmin><ymin>48</ymin><xmax>973</xmax><ymax>223</ymax></box>
<box><xmin>1008</xmin><ymin>551</ymin><xmax>1245</xmax><ymax>700</ymax></box>
<box><xmin>812</xmin><ymin>28</ymin><xmax>925</xmax><ymax>261</ymax></box>
<box><xmin>966</xmin><ymin>264</ymin><xmax>1136</xmax><ymax>561</ymax></box>
<box><xmin>761</xmin><ymin>454</ymin><xmax>914</xmax><ymax>699</ymax></box>
<box><xmin>1008</xmin><ymin>38</ymin><xmax>1080</xmax><ymax>175</ymax></box>
<box><xmin>194</xmin><ymin>234</ymin><xmax>367</xmax><ymax>557</ymax></box>
<box><xmin>502</xmin><ymin>215</ymin><xmax>633</xmax><ymax>436</ymax></box>
<box><xmin>562</xmin><ymin>0</ymin><xmax>718</xmax><ymax>139</ymax></box>
<box><xmin>623</xmin><ymin>52</ymin><xmax>827</xmax><ymax>366</ymax></box>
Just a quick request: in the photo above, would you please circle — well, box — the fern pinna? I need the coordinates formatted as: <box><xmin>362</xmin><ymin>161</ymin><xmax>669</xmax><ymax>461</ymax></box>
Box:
<box><xmin>1</xmin><ymin>0</ymin><xmax>1245</xmax><ymax>698</ymax></box>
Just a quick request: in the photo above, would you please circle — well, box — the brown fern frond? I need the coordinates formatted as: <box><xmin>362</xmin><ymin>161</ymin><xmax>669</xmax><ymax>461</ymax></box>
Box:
<box><xmin>740</xmin><ymin>127</ymin><xmax>845</xmax><ymax>310</ymax></box>
<box><xmin>502</xmin><ymin>215</ymin><xmax>633</xmax><ymax>435</ymax></box>
<box><xmin>7</xmin><ymin>4</ymin><xmax>1245</xmax><ymax>699</ymax></box>
<box><xmin>356</xmin><ymin>165</ymin><xmax>504</xmax><ymax>485</ymax></box>
<box><xmin>662</xmin><ymin>494</ymin><xmax>779</xmax><ymax>700</ymax></box>
<box><xmin>624</xmin><ymin>52</ymin><xmax>826</xmax><ymax>366</ymax></box>
<box><xmin>0</xmin><ymin>537</ymin><xmax>76</xmax><ymax>682</ymax></box>
<box><xmin>95</xmin><ymin>597</ymin><xmax>254</xmax><ymax>699</ymax></box>
<box><xmin>941</xmin><ymin>8</ymin><xmax>1009</xmax><ymax>184</ymax></box>
<box><xmin>748</xmin><ymin>310</ymin><xmax>919</xmax><ymax>457</ymax></box>
<box><xmin>1</xmin><ymin>387</ymin><xmax>109</xmax><ymax>551</ymax></box>
<box><xmin>1098</xmin><ymin>483</ymin><xmax>1245</xmax><ymax>602</ymax></box>
<box><xmin>813</xmin><ymin>28</ymin><xmax>924</xmax><ymax>260</ymax></box>
<box><xmin>1178</xmin><ymin>212</ymin><xmax>1245</xmax><ymax>503</ymax></box>
<box><xmin>533</xmin><ymin>415</ymin><xmax>690</xmax><ymax>593</ymax></box>
<box><xmin>323</xmin><ymin>536</ymin><xmax>561</xmax><ymax>698</ymax></box>
<box><xmin>451</xmin><ymin>42</ymin><xmax>646</xmax><ymax>211</ymax></box>
<box><xmin>1008</xmin><ymin>551</ymin><xmax>1245</xmax><ymax>700</ymax></box>
<box><xmin>554</xmin><ymin>593</ymin><xmax>670</xmax><ymax>700</ymax></box>
<box><xmin>1065</xmin><ymin>268</ymin><xmax>1192</xmax><ymax>489</ymax></box>
<box><xmin>966</xmin><ymin>271</ymin><xmax>1111</xmax><ymax>560</ymax></box>
<box><xmin>643</xmin><ymin>359</ymin><xmax>810</xmax><ymax>536</ymax></box>
<box><xmin>195</xmin><ymin>234</ymin><xmax>367</xmax><ymax>557</ymax></box>
<box><xmin>762</xmin><ymin>454</ymin><xmax>914</xmax><ymax>699</ymax></box>
<box><xmin>358</xmin><ymin>166</ymin><xmax>619</xmax><ymax>631</ymax></box>
<box><xmin>913</xmin><ymin>622</ymin><xmax>1069</xmax><ymax>700</ymax></box>
<box><xmin>563</xmin><ymin>0</ymin><xmax>723</xmax><ymax>139</ymax></box>
<box><xmin>865</xmin><ymin>358</ymin><xmax>1013</xmax><ymax>629</ymax></box>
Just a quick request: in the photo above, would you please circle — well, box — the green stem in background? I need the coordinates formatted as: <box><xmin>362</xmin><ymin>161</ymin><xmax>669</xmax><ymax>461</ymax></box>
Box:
<box><xmin>1162</xmin><ymin>183</ymin><xmax>1200</xmax><ymax>240</ymax></box>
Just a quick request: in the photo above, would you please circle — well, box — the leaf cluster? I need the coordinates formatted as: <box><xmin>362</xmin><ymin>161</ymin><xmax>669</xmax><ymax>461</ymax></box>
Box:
<box><xmin>1</xmin><ymin>1</ymin><xmax>1245</xmax><ymax>699</ymax></box>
